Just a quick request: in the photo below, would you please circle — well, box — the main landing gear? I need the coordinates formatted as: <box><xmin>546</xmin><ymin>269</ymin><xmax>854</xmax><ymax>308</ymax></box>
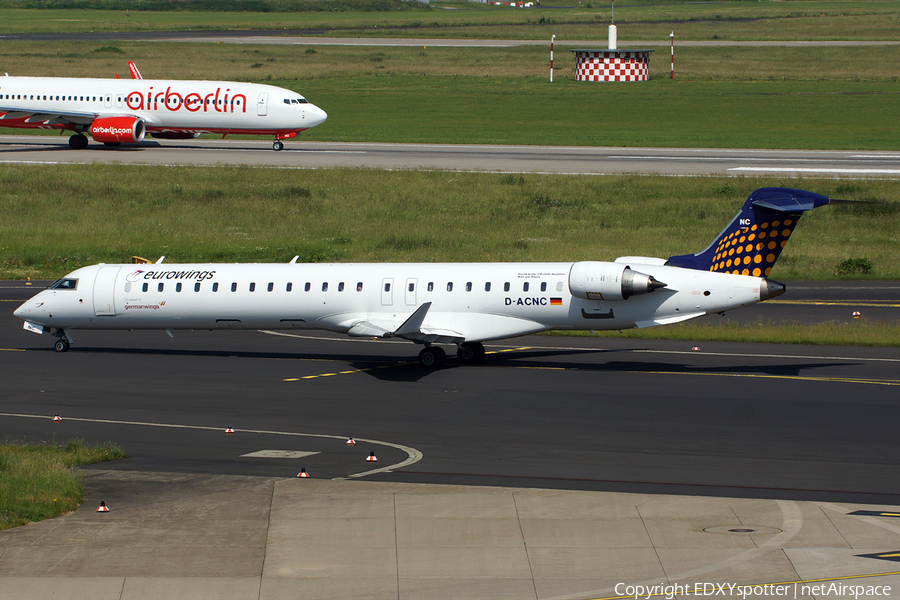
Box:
<box><xmin>68</xmin><ymin>134</ymin><xmax>88</xmax><ymax>150</ymax></box>
<box><xmin>417</xmin><ymin>342</ymin><xmax>485</xmax><ymax>369</ymax></box>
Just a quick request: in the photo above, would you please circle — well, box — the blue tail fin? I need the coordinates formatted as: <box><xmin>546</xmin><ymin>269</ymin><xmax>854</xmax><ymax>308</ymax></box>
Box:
<box><xmin>667</xmin><ymin>187</ymin><xmax>830</xmax><ymax>276</ymax></box>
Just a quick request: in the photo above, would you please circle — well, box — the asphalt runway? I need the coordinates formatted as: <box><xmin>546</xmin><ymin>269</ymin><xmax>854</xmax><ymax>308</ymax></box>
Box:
<box><xmin>3</xmin><ymin>279</ymin><xmax>899</xmax><ymax>504</ymax></box>
<box><xmin>3</xmin><ymin>135</ymin><xmax>900</xmax><ymax>177</ymax></box>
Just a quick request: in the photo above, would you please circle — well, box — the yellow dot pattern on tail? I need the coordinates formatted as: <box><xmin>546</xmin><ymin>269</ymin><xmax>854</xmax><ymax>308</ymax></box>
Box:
<box><xmin>709</xmin><ymin>217</ymin><xmax>797</xmax><ymax>277</ymax></box>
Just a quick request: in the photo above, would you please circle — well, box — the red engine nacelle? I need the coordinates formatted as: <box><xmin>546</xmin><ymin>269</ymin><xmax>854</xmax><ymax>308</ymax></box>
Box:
<box><xmin>89</xmin><ymin>117</ymin><xmax>146</xmax><ymax>144</ymax></box>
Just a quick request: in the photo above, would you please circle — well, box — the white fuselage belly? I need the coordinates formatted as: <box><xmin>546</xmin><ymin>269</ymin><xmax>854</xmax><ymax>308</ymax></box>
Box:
<box><xmin>0</xmin><ymin>77</ymin><xmax>326</xmax><ymax>134</ymax></box>
<box><xmin>15</xmin><ymin>262</ymin><xmax>764</xmax><ymax>342</ymax></box>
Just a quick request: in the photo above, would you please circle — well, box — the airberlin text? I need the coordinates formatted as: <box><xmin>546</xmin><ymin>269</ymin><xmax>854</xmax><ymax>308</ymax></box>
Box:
<box><xmin>505</xmin><ymin>297</ymin><xmax>547</xmax><ymax>306</ymax></box>
<box><xmin>125</xmin><ymin>87</ymin><xmax>247</xmax><ymax>114</ymax></box>
<box><xmin>614</xmin><ymin>582</ymin><xmax>890</xmax><ymax>599</ymax></box>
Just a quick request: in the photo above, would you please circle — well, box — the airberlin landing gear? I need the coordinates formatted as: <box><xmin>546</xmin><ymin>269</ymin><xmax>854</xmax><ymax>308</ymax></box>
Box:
<box><xmin>68</xmin><ymin>134</ymin><xmax>88</xmax><ymax>150</ymax></box>
<box><xmin>52</xmin><ymin>330</ymin><xmax>71</xmax><ymax>353</ymax></box>
<box><xmin>273</xmin><ymin>140</ymin><xmax>284</xmax><ymax>151</ymax></box>
<box><xmin>456</xmin><ymin>342</ymin><xmax>485</xmax><ymax>364</ymax></box>
<box><xmin>418</xmin><ymin>346</ymin><xmax>446</xmax><ymax>368</ymax></box>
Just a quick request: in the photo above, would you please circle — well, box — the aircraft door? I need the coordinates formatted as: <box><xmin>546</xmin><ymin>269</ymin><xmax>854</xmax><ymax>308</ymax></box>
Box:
<box><xmin>381</xmin><ymin>278</ymin><xmax>393</xmax><ymax>306</ymax></box>
<box><xmin>257</xmin><ymin>93</ymin><xmax>268</xmax><ymax>116</ymax></box>
<box><xmin>92</xmin><ymin>266</ymin><xmax>121</xmax><ymax>316</ymax></box>
<box><xmin>115</xmin><ymin>95</ymin><xmax>124</xmax><ymax>109</ymax></box>
<box><xmin>405</xmin><ymin>278</ymin><xmax>417</xmax><ymax>306</ymax></box>
<box><xmin>104</xmin><ymin>94</ymin><xmax>112</xmax><ymax>108</ymax></box>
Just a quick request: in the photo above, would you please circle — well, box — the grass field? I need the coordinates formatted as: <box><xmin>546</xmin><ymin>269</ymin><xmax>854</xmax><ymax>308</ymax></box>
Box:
<box><xmin>1</xmin><ymin>167</ymin><xmax>896</xmax><ymax>281</ymax></box>
<box><xmin>0</xmin><ymin>439</ymin><xmax>127</xmax><ymax>530</ymax></box>
<box><xmin>1</xmin><ymin>41</ymin><xmax>898</xmax><ymax>149</ymax></box>
<box><xmin>0</xmin><ymin>1</ymin><xmax>897</xmax><ymax>41</ymax></box>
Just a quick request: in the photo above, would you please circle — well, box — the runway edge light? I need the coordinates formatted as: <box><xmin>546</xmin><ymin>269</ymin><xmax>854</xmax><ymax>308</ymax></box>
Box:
<box><xmin>346</xmin><ymin>438</ymin><xmax>356</xmax><ymax>446</ymax></box>
<box><xmin>366</xmin><ymin>452</ymin><xmax>378</xmax><ymax>462</ymax></box>
<box><xmin>97</xmin><ymin>501</ymin><xmax>109</xmax><ymax>513</ymax></box>
<box><xmin>52</xmin><ymin>414</ymin><xmax>61</xmax><ymax>422</ymax></box>
<box><xmin>297</xmin><ymin>468</ymin><xmax>309</xmax><ymax>478</ymax></box>
<box><xmin>225</xmin><ymin>427</ymin><xmax>235</xmax><ymax>435</ymax></box>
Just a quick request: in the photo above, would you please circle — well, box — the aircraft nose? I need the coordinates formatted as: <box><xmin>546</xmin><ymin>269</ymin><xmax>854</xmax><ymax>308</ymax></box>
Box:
<box><xmin>310</xmin><ymin>104</ymin><xmax>328</xmax><ymax>127</ymax></box>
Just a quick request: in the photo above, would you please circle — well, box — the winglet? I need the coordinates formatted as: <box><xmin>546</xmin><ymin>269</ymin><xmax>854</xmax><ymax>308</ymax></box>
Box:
<box><xmin>392</xmin><ymin>302</ymin><xmax>432</xmax><ymax>338</ymax></box>
<box><xmin>128</xmin><ymin>61</ymin><xmax>143</xmax><ymax>80</ymax></box>
<box><xmin>667</xmin><ymin>187</ymin><xmax>830</xmax><ymax>276</ymax></box>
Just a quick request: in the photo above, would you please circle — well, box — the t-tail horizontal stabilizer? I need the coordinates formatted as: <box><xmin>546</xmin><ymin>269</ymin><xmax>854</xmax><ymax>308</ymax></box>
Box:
<box><xmin>667</xmin><ymin>187</ymin><xmax>831</xmax><ymax>276</ymax></box>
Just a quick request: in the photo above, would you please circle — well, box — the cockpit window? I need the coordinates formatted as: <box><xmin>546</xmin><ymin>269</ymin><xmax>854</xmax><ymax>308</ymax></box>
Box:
<box><xmin>49</xmin><ymin>278</ymin><xmax>78</xmax><ymax>290</ymax></box>
<box><xmin>284</xmin><ymin>98</ymin><xmax>310</xmax><ymax>105</ymax></box>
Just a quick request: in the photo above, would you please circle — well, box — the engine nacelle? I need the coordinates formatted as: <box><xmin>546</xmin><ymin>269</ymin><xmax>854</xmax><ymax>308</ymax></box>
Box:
<box><xmin>569</xmin><ymin>261</ymin><xmax>666</xmax><ymax>301</ymax></box>
<box><xmin>150</xmin><ymin>131</ymin><xmax>201</xmax><ymax>140</ymax></box>
<box><xmin>89</xmin><ymin>116</ymin><xmax>146</xmax><ymax>144</ymax></box>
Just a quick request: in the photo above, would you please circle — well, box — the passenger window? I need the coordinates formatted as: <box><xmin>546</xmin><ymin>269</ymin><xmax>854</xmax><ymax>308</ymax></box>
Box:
<box><xmin>176</xmin><ymin>283</ymin><xmax>183</xmax><ymax>292</ymax></box>
<box><xmin>194</xmin><ymin>282</ymin><xmax>201</xmax><ymax>292</ymax></box>
<box><xmin>504</xmin><ymin>282</ymin><xmax>510</xmax><ymax>292</ymax></box>
<box><xmin>267</xmin><ymin>282</ymin><xmax>274</xmax><ymax>292</ymax></box>
<box><xmin>485</xmin><ymin>282</ymin><xmax>491</xmax><ymax>292</ymax></box>
<box><xmin>231</xmin><ymin>282</ymin><xmax>237</xmax><ymax>292</ymax></box>
<box><xmin>466</xmin><ymin>282</ymin><xmax>472</xmax><ymax>292</ymax></box>
<box><xmin>213</xmin><ymin>283</ymin><xmax>219</xmax><ymax>292</ymax></box>
<box><xmin>427</xmin><ymin>282</ymin><xmax>433</xmax><ymax>292</ymax></box>
<box><xmin>305</xmin><ymin>282</ymin><xmax>311</xmax><ymax>292</ymax></box>
<box><xmin>523</xmin><ymin>282</ymin><xmax>529</xmax><ymax>292</ymax></box>
<box><xmin>541</xmin><ymin>282</ymin><xmax>547</xmax><ymax>292</ymax></box>
<box><xmin>339</xmin><ymin>282</ymin><xmax>345</xmax><ymax>292</ymax></box>
<box><xmin>322</xmin><ymin>282</ymin><xmax>328</xmax><ymax>292</ymax></box>
<box><xmin>250</xmin><ymin>283</ymin><xmax>256</xmax><ymax>292</ymax></box>
<box><xmin>447</xmin><ymin>282</ymin><xmax>453</xmax><ymax>292</ymax></box>
<box><xmin>384</xmin><ymin>282</ymin><xmax>391</xmax><ymax>292</ymax></box>
<box><xmin>408</xmin><ymin>283</ymin><xmax>415</xmax><ymax>292</ymax></box>
<box><xmin>286</xmin><ymin>282</ymin><xmax>293</xmax><ymax>292</ymax></box>
<box><xmin>142</xmin><ymin>283</ymin><xmax>148</xmax><ymax>292</ymax></box>
<box><xmin>357</xmin><ymin>282</ymin><xmax>363</xmax><ymax>292</ymax></box>
<box><xmin>158</xmin><ymin>283</ymin><xmax>164</xmax><ymax>292</ymax></box>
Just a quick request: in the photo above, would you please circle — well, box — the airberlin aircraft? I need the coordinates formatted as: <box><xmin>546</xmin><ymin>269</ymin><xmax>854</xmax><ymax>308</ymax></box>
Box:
<box><xmin>15</xmin><ymin>188</ymin><xmax>831</xmax><ymax>368</ymax></box>
<box><xmin>0</xmin><ymin>63</ymin><xmax>327</xmax><ymax>150</ymax></box>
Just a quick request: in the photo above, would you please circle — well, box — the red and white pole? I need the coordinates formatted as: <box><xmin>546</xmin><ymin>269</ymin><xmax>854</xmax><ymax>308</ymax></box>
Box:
<box><xmin>550</xmin><ymin>34</ymin><xmax>555</xmax><ymax>83</ymax></box>
<box><xmin>670</xmin><ymin>31</ymin><xmax>675</xmax><ymax>80</ymax></box>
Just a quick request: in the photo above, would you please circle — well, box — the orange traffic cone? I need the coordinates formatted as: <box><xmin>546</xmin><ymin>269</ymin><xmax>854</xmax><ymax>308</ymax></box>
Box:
<box><xmin>346</xmin><ymin>438</ymin><xmax>356</xmax><ymax>446</ymax></box>
<box><xmin>297</xmin><ymin>468</ymin><xmax>309</xmax><ymax>478</ymax></box>
<box><xmin>225</xmin><ymin>427</ymin><xmax>235</xmax><ymax>435</ymax></box>
<box><xmin>366</xmin><ymin>452</ymin><xmax>378</xmax><ymax>462</ymax></box>
<box><xmin>97</xmin><ymin>501</ymin><xmax>109</xmax><ymax>512</ymax></box>
<box><xmin>52</xmin><ymin>414</ymin><xmax>61</xmax><ymax>422</ymax></box>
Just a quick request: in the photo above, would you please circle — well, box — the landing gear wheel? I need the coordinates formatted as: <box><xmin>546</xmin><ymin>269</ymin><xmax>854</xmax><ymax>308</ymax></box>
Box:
<box><xmin>54</xmin><ymin>339</ymin><xmax>70</xmax><ymax>353</ymax></box>
<box><xmin>273</xmin><ymin>140</ymin><xmax>284</xmax><ymax>151</ymax></box>
<box><xmin>418</xmin><ymin>346</ymin><xmax>446</xmax><ymax>369</ymax></box>
<box><xmin>457</xmin><ymin>342</ymin><xmax>485</xmax><ymax>364</ymax></box>
<box><xmin>68</xmin><ymin>134</ymin><xmax>88</xmax><ymax>150</ymax></box>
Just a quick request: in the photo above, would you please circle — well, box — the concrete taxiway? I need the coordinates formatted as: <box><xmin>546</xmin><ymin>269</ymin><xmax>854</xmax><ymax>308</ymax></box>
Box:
<box><xmin>3</xmin><ymin>473</ymin><xmax>900</xmax><ymax>600</ymax></box>
<box><xmin>2</xmin><ymin>136</ymin><xmax>900</xmax><ymax>178</ymax></box>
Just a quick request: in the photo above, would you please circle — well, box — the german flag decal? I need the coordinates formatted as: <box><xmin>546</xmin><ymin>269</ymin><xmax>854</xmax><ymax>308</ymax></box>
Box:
<box><xmin>550</xmin><ymin>298</ymin><xmax>563</xmax><ymax>306</ymax></box>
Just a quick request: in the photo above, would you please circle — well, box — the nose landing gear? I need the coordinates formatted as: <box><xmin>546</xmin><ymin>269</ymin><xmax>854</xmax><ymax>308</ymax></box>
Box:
<box><xmin>52</xmin><ymin>329</ymin><xmax>72</xmax><ymax>352</ymax></box>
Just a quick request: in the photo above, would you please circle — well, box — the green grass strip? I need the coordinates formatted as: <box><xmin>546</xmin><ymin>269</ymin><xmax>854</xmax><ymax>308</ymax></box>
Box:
<box><xmin>546</xmin><ymin>319</ymin><xmax>900</xmax><ymax>347</ymax></box>
<box><xmin>0</xmin><ymin>439</ymin><xmax>127</xmax><ymax>531</ymax></box>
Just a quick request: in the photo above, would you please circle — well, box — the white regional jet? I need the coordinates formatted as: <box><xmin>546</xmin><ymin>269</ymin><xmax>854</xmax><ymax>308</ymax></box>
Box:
<box><xmin>0</xmin><ymin>64</ymin><xmax>327</xmax><ymax>150</ymax></box>
<box><xmin>15</xmin><ymin>188</ymin><xmax>831</xmax><ymax>368</ymax></box>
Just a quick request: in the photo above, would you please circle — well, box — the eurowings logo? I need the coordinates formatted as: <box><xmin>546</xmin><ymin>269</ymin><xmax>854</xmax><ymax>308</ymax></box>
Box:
<box><xmin>126</xmin><ymin>270</ymin><xmax>146</xmax><ymax>283</ymax></box>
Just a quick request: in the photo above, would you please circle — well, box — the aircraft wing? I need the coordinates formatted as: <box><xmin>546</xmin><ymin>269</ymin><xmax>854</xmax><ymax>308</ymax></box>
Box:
<box><xmin>347</xmin><ymin>303</ymin><xmax>466</xmax><ymax>344</ymax></box>
<box><xmin>0</xmin><ymin>106</ymin><xmax>101</xmax><ymax>126</ymax></box>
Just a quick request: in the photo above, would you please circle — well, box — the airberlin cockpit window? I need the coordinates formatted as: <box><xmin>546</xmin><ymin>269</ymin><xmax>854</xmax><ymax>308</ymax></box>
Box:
<box><xmin>48</xmin><ymin>278</ymin><xmax>78</xmax><ymax>290</ymax></box>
